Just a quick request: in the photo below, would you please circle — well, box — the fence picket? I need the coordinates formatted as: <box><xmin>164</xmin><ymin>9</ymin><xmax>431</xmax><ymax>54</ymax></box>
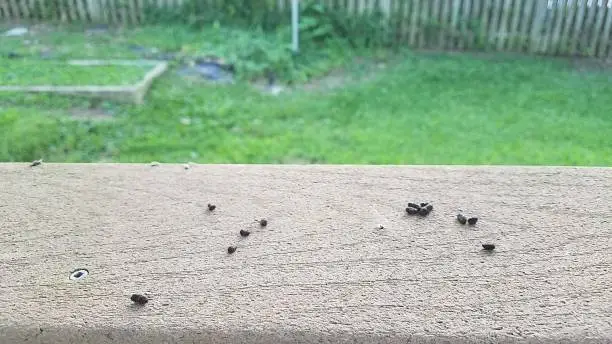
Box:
<box><xmin>497</xmin><ymin>0</ymin><xmax>512</xmax><ymax>51</ymax></box>
<box><xmin>488</xmin><ymin>0</ymin><xmax>502</xmax><ymax>49</ymax></box>
<box><xmin>440</xmin><ymin>0</ymin><xmax>451</xmax><ymax>49</ymax></box>
<box><xmin>409</xmin><ymin>0</ymin><xmax>419</xmax><ymax>46</ymax></box>
<box><xmin>75</xmin><ymin>0</ymin><xmax>87</xmax><ymax>22</ymax></box>
<box><xmin>529</xmin><ymin>0</ymin><xmax>546</xmax><ymax>53</ymax></box>
<box><xmin>28</xmin><ymin>0</ymin><xmax>38</xmax><ymax>19</ymax></box>
<box><xmin>559</xmin><ymin>0</ymin><xmax>577</xmax><ymax>55</ymax></box>
<box><xmin>449</xmin><ymin>0</ymin><xmax>460</xmax><ymax>49</ymax></box>
<box><xmin>430</xmin><ymin>0</ymin><xmax>441</xmax><ymax>48</ymax></box>
<box><xmin>20</xmin><ymin>0</ymin><xmax>31</xmax><ymax>19</ymax></box>
<box><xmin>478</xmin><ymin>0</ymin><xmax>491</xmax><ymax>49</ymax></box>
<box><xmin>465</xmin><ymin>0</ymin><xmax>481</xmax><ymax>49</ymax></box>
<box><xmin>68</xmin><ymin>0</ymin><xmax>79</xmax><ymax>21</ymax></box>
<box><xmin>0</xmin><ymin>1</ymin><xmax>10</xmax><ymax>20</ymax></box>
<box><xmin>507</xmin><ymin>0</ymin><xmax>522</xmax><ymax>50</ymax></box>
<box><xmin>589</xmin><ymin>0</ymin><xmax>607</xmax><ymax>56</ymax></box>
<box><xmin>581</xmin><ymin>0</ymin><xmax>598</xmax><ymax>55</ymax></box>
<box><xmin>599</xmin><ymin>3</ymin><xmax>612</xmax><ymax>57</ymax></box>
<box><xmin>8</xmin><ymin>0</ymin><xmax>19</xmax><ymax>20</ymax></box>
<box><xmin>543</xmin><ymin>0</ymin><xmax>566</xmax><ymax>54</ymax></box>
<box><xmin>458</xmin><ymin>0</ymin><xmax>471</xmax><ymax>49</ymax></box>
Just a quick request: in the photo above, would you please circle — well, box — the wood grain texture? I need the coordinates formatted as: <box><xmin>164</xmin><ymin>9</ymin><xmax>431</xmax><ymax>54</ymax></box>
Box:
<box><xmin>0</xmin><ymin>164</ymin><xmax>611</xmax><ymax>344</ymax></box>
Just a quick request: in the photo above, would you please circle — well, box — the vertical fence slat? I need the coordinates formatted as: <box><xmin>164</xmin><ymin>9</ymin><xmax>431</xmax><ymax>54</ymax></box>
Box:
<box><xmin>589</xmin><ymin>1</ymin><xmax>607</xmax><ymax>56</ymax></box>
<box><xmin>518</xmin><ymin>0</ymin><xmax>534</xmax><ymax>52</ymax></box>
<box><xmin>449</xmin><ymin>0</ymin><xmax>461</xmax><ymax>49</ymax></box>
<box><xmin>439</xmin><ymin>0</ymin><xmax>451</xmax><ymax>49</ymax></box>
<box><xmin>569</xmin><ymin>0</ymin><xmax>587</xmax><ymax>55</ymax></box>
<box><xmin>75</xmin><ymin>0</ymin><xmax>88</xmax><ymax>22</ymax></box>
<box><xmin>101</xmin><ymin>0</ymin><xmax>110</xmax><ymax>23</ymax></box>
<box><xmin>559</xmin><ymin>0</ymin><xmax>578</xmax><ymax>55</ymax></box>
<box><xmin>397</xmin><ymin>0</ymin><xmax>408</xmax><ymax>43</ymax></box>
<box><xmin>28</xmin><ymin>0</ymin><xmax>37</xmax><ymax>19</ymax></box>
<box><xmin>110</xmin><ymin>0</ymin><xmax>120</xmax><ymax>24</ymax></box>
<box><xmin>478</xmin><ymin>0</ymin><xmax>491</xmax><ymax>49</ymax></box>
<box><xmin>581</xmin><ymin>0</ymin><xmax>598</xmax><ymax>55</ymax></box>
<box><xmin>541</xmin><ymin>1</ymin><xmax>558</xmax><ymax>54</ymax></box>
<box><xmin>68</xmin><ymin>0</ymin><xmax>79</xmax><ymax>21</ymax></box>
<box><xmin>580</xmin><ymin>0</ymin><xmax>597</xmax><ymax>55</ymax></box>
<box><xmin>120</xmin><ymin>0</ymin><xmax>128</xmax><ymax>26</ymax></box>
<box><xmin>554</xmin><ymin>0</ymin><xmax>568</xmax><ymax>55</ymax></box>
<box><xmin>458</xmin><ymin>0</ymin><xmax>471</xmax><ymax>49</ymax></box>
<box><xmin>8</xmin><ymin>0</ymin><xmax>19</xmax><ymax>20</ymax></box>
<box><xmin>430</xmin><ymin>0</ymin><xmax>440</xmax><ymax>48</ymax></box>
<box><xmin>0</xmin><ymin>0</ymin><xmax>10</xmax><ymax>20</ymax></box>
<box><xmin>418</xmin><ymin>0</ymin><xmax>429</xmax><ymax>48</ymax></box>
<box><xmin>127</xmin><ymin>0</ymin><xmax>138</xmax><ymax>24</ymax></box>
<box><xmin>543</xmin><ymin>1</ymin><xmax>561</xmax><ymax>54</ymax></box>
<box><xmin>137</xmin><ymin>0</ymin><xmax>145</xmax><ymax>23</ymax></box>
<box><xmin>5</xmin><ymin>0</ymin><xmax>13</xmax><ymax>20</ymax></box>
<box><xmin>88</xmin><ymin>0</ymin><xmax>100</xmax><ymax>22</ymax></box>
<box><xmin>395</xmin><ymin>0</ymin><xmax>405</xmax><ymax>42</ymax></box>
<box><xmin>466</xmin><ymin>0</ymin><xmax>481</xmax><ymax>49</ymax></box>
<box><xmin>496</xmin><ymin>0</ymin><xmax>513</xmax><ymax>51</ymax></box>
<box><xmin>508</xmin><ymin>0</ymin><xmax>522</xmax><ymax>50</ymax></box>
<box><xmin>410</xmin><ymin>0</ymin><xmax>421</xmax><ymax>46</ymax></box>
<box><xmin>599</xmin><ymin>2</ymin><xmax>612</xmax><ymax>57</ymax></box>
<box><xmin>36</xmin><ymin>0</ymin><xmax>46</xmax><ymax>20</ymax></box>
<box><xmin>488</xmin><ymin>0</ymin><xmax>502</xmax><ymax>49</ymax></box>
<box><xmin>529</xmin><ymin>0</ymin><xmax>546</xmax><ymax>53</ymax></box>
<box><xmin>58</xmin><ymin>0</ymin><xmax>68</xmax><ymax>21</ymax></box>
<box><xmin>391</xmin><ymin>0</ymin><xmax>402</xmax><ymax>44</ymax></box>
<box><xmin>20</xmin><ymin>0</ymin><xmax>31</xmax><ymax>19</ymax></box>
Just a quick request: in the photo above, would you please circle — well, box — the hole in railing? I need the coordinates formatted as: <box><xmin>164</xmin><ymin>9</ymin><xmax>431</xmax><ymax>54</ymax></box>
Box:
<box><xmin>69</xmin><ymin>269</ymin><xmax>89</xmax><ymax>280</ymax></box>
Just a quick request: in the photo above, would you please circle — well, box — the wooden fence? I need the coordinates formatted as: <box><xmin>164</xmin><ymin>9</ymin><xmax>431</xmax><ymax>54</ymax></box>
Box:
<box><xmin>1</xmin><ymin>0</ymin><xmax>612</xmax><ymax>57</ymax></box>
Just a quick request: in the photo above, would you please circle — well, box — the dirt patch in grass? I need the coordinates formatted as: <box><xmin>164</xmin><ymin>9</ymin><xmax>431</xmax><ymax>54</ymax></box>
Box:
<box><xmin>250</xmin><ymin>57</ymin><xmax>394</xmax><ymax>96</ymax></box>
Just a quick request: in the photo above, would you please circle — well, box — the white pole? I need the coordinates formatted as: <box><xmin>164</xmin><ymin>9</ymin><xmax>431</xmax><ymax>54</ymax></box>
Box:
<box><xmin>291</xmin><ymin>0</ymin><xmax>299</xmax><ymax>53</ymax></box>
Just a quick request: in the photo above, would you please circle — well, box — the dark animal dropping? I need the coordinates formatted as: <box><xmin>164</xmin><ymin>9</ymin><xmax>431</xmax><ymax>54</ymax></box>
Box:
<box><xmin>207</xmin><ymin>203</ymin><xmax>216</xmax><ymax>211</ymax></box>
<box><xmin>420</xmin><ymin>203</ymin><xmax>428</xmax><ymax>207</ymax></box>
<box><xmin>482</xmin><ymin>244</ymin><xmax>495</xmax><ymax>251</ymax></box>
<box><xmin>130</xmin><ymin>294</ymin><xmax>148</xmax><ymax>305</ymax></box>
<box><xmin>406</xmin><ymin>207</ymin><xmax>419</xmax><ymax>215</ymax></box>
<box><xmin>259</xmin><ymin>219</ymin><xmax>268</xmax><ymax>227</ymax></box>
<box><xmin>240</xmin><ymin>229</ymin><xmax>250</xmax><ymax>237</ymax></box>
<box><xmin>425</xmin><ymin>204</ymin><xmax>433</xmax><ymax>212</ymax></box>
<box><xmin>456</xmin><ymin>214</ymin><xmax>467</xmax><ymax>225</ymax></box>
<box><xmin>227</xmin><ymin>246</ymin><xmax>237</xmax><ymax>254</ymax></box>
<box><xmin>407</xmin><ymin>203</ymin><xmax>420</xmax><ymax>209</ymax></box>
<box><xmin>467</xmin><ymin>217</ymin><xmax>478</xmax><ymax>225</ymax></box>
<box><xmin>418</xmin><ymin>207</ymin><xmax>430</xmax><ymax>216</ymax></box>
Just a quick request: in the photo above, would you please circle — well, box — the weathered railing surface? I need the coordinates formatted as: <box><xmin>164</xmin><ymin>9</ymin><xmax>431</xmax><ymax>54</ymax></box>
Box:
<box><xmin>0</xmin><ymin>164</ymin><xmax>610</xmax><ymax>343</ymax></box>
<box><xmin>1</xmin><ymin>0</ymin><xmax>612</xmax><ymax>57</ymax></box>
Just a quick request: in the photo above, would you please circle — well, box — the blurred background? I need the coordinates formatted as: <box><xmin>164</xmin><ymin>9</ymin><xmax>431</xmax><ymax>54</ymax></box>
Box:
<box><xmin>1</xmin><ymin>0</ymin><xmax>611</xmax><ymax>165</ymax></box>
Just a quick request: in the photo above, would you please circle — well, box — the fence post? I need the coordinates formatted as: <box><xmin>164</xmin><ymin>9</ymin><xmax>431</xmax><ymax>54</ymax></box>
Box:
<box><xmin>291</xmin><ymin>0</ymin><xmax>299</xmax><ymax>53</ymax></box>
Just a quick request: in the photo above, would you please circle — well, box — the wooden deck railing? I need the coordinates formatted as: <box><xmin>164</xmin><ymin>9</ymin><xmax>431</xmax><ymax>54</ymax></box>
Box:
<box><xmin>0</xmin><ymin>163</ymin><xmax>610</xmax><ymax>343</ymax></box>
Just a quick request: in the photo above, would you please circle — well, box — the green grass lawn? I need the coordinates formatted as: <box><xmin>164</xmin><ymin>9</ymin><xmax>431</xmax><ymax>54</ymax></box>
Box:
<box><xmin>0</xmin><ymin>60</ymin><xmax>150</xmax><ymax>86</ymax></box>
<box><xmin>0</xmin><ymin>25</ymin><xmax>611</xmax><ymax>166</ymax></box>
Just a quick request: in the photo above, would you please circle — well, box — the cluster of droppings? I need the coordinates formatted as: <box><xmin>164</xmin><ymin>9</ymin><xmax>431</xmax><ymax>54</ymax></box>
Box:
<box><xmin>457</xmin><ymin>213</ymin><xmax>478</xmax><ymax>225</ymax></box>
<box><xmin>405</xmin><ymin>202</ymin><xmax>434</xmax><ymax>216</ymax></box>
<box><xmin>404</xmin><ymin>202</ymin><xmax>496</xmax><ymax>252</ymax></box>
